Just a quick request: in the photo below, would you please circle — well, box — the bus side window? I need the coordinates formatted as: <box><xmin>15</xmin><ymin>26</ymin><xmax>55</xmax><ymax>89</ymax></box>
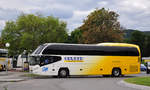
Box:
<box><xmin>40</xmin><ymin>56</ymin><xmax>61</xmax><ymax>66</ymax></box>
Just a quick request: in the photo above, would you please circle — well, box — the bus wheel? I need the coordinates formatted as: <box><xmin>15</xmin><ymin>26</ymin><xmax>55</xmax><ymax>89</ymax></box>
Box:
<box><xmin>112</xmin><ymin>68</ymin><xmax>121</xmax><ymax>77</ymax></box>
<box><xmin>58</xmin><ymin>69</ymin><xmax>69</xmax><ymax>78</ymax></box>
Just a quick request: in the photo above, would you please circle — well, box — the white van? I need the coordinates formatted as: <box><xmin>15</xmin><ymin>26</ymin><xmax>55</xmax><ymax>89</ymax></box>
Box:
<box><xmin>17</xmin><ymin>54</ymin><xmax>27</xmax><ymax>68</ymax></box>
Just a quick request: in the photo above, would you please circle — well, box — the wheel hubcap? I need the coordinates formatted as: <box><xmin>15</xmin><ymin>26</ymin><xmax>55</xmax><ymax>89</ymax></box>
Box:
<box><xmin>60</xmin><ymin>70</ymin><xmax>67</xmax><ymax>76</ymax></box>
<box><xmin>114</xmin><ymin>70</ymin><xmax>120</xmax><ymax>76</ymax></box>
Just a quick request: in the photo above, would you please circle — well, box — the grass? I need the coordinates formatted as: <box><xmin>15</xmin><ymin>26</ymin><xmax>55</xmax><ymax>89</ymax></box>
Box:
<box><xmin>4</xmin><ymin>87</ymin><xmax>7</xmax><ymax>90</ymax></box>
<box><xmin>22</xmin><ymin>73</ymin><xmax>41</xmax><ymax>77</ymax></box>
<box><xmin>124</xmin><ymin>77</ymin><xmax>150</xmax><ymax>86</ymax></box>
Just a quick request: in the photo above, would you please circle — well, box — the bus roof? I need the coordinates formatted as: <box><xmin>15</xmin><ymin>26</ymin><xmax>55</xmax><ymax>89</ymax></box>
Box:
<box><xmin>43</xmin><ymin>43</ymin><xmax>96</xmax><ymax>46</ymax></box>
<box><xmin>43</xmin><ymin>43</ymin><xmax>140</xmax><ymax>49</ymax></box>
<box><xmin>43</xmin><ymin>43</ymin><xmax>139</xmax><ymax>47</ymax></box>
<box><xmin>31</xmin><ymin>43</ymin><xmax>140</xmax><ymax>56</ymax></box>
<box><xmin>97</xmin><ymin>43</ymin><xmax>139</xmax><ymax>48</ymax></box>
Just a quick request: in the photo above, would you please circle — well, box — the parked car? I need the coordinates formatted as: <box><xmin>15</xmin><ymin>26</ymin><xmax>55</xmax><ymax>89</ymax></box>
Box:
<box><xmin>140</xmin><ymin>64</ymin><xmax>146</xmax><ymax>71</ymax></box>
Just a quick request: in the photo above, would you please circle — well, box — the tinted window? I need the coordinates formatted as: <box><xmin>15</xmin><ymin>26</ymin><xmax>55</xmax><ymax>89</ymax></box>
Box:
<box><xmin>40</xmin><ymin>56</ymin><xmax>61</xmax><ymax>66</ymax></box>
<box><xmin>0</xmin><ymin>53</ymin><xmax>7</xmax><ymax>57</ymax></box>
<box><xmin>42</xmin><ymin>45</ymin><xmax>139</xmax><ymax>56</ymax></box>
<box><xmin>21</xmin><ymin>54</ymin><xmax>27</xmax><ymax>58</ymax></box>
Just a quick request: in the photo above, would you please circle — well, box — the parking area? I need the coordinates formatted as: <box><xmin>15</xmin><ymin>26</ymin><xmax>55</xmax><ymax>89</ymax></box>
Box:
<box><xmin>0</xmin><ymin>71</ymin><xmax>150</xmax><ymax>90</ymax></box>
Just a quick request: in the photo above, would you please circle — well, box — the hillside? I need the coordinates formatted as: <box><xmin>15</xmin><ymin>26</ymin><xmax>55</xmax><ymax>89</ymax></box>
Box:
<box><xmin>143</xmin><ymin>31</ymin><xmax>150</xmax><ymax>35</ymax></box>
<box><xmin>123</xmin><ymin>29</ymin><xmax>150</xmax><ymax>38</ymax></box>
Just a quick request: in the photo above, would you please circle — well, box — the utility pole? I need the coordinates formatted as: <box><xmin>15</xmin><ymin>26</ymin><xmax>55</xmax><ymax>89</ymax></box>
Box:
<box><xmin>5</xmin><ymin>43</ymin><xmax>10</xmax><ymax>74</ymax></box>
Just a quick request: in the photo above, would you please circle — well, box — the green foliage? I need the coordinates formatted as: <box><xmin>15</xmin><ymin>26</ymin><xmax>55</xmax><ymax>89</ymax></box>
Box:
<box><xmin>1</xmin><ymin>14</ymin><xmax>68</xmax><ymax>55</ymax></box>
<box><xmin>144</xmin><ymin>35</ymin><xmax>150</xmax><ymax>56</ymax></box>
<box><xmin>4</xmin><ymin>86</ymin><xmax>8</xmax><ymax>90</ymax></box>
<box><xmin>69</xmin><ymin>29</ymin><xmax>83</xmax><ymax>43</ymax></box>
<box><xmin>123</xmin><ymin>29</ymin><xmax>150</xmax><ymax>39</ymax></box>
<box><xmin>125</xmin><ymin>30</ymin><xmax>150</xmax><ymax>57</ymax></box>
<box><xmin>123</xmin><ymin>29</ymin><xmax>136</xmax><ymax>39</ymax></box>
<box><xmin>0</xmin><ymin>38</ymin><xmax>5</xmax><ymax>48</ymax></box>
<box><xmin>80</xmin><ymin>8</ymin><xmax>124</xmax><ymax>44</ymax></box>
<box><xmin>129</xmin><ymin>31</ymin><xmax>145</xmax><ymax>48</ymax></box>
<box><xmin>127</xmin><ymin>31</ymin><xmax>145</xmax><ymax>56</ymax></box>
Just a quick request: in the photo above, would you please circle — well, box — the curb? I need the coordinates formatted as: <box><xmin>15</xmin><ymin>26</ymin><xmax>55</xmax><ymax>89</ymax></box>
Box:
<box><xmin>117</xmin><ymin>80</ymin><xmax>150</xmax><ymax>90</ymax></box>
<box><xmin>0</xmin><ymin>79</ymin><xmax>25</xmax><ymax>82</ymax></box>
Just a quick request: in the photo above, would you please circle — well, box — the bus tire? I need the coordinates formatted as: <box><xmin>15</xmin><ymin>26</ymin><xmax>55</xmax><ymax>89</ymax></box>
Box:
<box><xmin>112</xmin><ymin>68</ymin><xmax>121</xmax><ymax>77</ymax></box>
<box><xmin>58</xmin><ymin>69</ymin><xmax>69</xmax><ymax>78</ymax></box>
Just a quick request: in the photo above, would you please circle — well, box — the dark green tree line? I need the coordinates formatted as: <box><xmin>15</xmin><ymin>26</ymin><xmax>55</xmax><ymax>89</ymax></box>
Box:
<box><xmin>126</xmin><ymin>30</ymin><xmax>150</xmax><ymax>57</ymax></box>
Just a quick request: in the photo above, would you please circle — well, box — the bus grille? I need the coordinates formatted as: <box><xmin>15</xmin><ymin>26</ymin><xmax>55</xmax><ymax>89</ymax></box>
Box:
<box><xmin>129</xmin><ymin>65</ymin><xmax>138</xmax><ymax>72</ymax></box>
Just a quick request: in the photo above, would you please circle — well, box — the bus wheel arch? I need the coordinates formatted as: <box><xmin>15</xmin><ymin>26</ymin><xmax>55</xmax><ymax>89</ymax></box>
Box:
<box><xmin>58</xmin><ymin>68</ymin><xmax>69</xmax><ymax>78</ymax></box>
<box><xmin>112</xmin><ymin>68</ymin><xmax>121</xmax><ymax>77</ymax></box>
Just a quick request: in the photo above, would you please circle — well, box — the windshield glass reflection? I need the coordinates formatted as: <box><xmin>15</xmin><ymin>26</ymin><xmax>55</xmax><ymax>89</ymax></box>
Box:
<box><xmin>29</xmin><ymin>56</ymin><xmax>40</xmax><ymax>65</ymax></box>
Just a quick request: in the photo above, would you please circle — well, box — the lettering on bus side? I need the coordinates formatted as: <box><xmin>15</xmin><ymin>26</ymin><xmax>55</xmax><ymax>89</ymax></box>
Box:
<box><xmin>64</xmin><ymin>57</ymin><xmax>84</xmax><ymax>62</ymax></box>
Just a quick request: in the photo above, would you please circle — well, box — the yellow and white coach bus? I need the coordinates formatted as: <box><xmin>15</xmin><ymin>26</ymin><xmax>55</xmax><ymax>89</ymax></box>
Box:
<box><xmin>29</xmin><ymin>43</ymin><xmax>141</xmax><ymax>77</ymax></box>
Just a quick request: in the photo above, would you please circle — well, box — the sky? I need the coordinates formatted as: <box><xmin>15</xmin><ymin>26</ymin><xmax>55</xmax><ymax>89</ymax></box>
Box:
<box><xmin>0</xmin><ymin>0</ymin><xmax>150</xmax><ymax>33</ymax></box>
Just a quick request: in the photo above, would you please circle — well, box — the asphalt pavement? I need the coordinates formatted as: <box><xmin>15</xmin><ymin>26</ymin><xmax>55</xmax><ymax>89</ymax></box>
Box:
<box><xmin>0</xmin><ymin>72</ymin><xmax>150</xmax><ymax>90</ymax></box>
<box><xmin>0</xmin><ymin>71</ymin><xmax>150</xmax><ymax>90</ymax></box>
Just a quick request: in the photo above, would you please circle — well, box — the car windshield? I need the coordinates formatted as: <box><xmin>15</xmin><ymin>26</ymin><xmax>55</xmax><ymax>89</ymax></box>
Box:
<box><xmin>29</xmin><ymin>56</ymin><xmax>40</xmax><ymax>66</ymax></box>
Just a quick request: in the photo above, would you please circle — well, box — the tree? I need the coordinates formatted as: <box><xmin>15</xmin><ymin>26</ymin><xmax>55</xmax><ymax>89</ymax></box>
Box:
<box><xmin>129</xmin><ymin>31</ymin><xmax>145</xmax><ymax>47</ymax></box>
<box><xmin>1</xmin><ymin>14</ymin><xmax>68</xmax><ymax>55</ymax></box>
<box><xmin>79</xmin><ymin>8</ymin><xmax>123</xmax><ymax>44</ymax></box>
<box><xmin>0</xmin><ymin>38</ymin><xmax>5</xmax><ymax>48</ymax></box>
<box><xmin>128</xmin><ymin>31</ymin><xmax>146</xmax><ymax>56</ymax></box>
<box><xmin>144</xmin><ymin>35</ymin><xmax>150</xmax><ymax>57</ymax></box>
<box><xmin>69</xmin><ymin>29</ymin><xmax>82</xmax><ymax>43</ymax></box>
<box><xmin>125</xmin><ymin>30</ymin><xmax>150</xmax><ymax>57</ymax></box>
<box><xmin>1</xmin><ymin>21</ymin><xmax>20</xmax><ymax>55</ymax></box>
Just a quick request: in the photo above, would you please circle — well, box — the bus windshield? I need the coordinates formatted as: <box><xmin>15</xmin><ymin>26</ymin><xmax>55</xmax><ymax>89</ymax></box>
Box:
<box><xmin>29</xmin><ymin>56</ymin><xmax>40</xmax><ymax>65</ymax></box>
<box><xmin>0</xmin><ymin>49</ymin><xmax>8</xmax><ymax>57</ymax></box>
<box><xmin>34</xmin><ymin>45</ymin><xmax>46</xmax><ymax>54</ymax></box>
